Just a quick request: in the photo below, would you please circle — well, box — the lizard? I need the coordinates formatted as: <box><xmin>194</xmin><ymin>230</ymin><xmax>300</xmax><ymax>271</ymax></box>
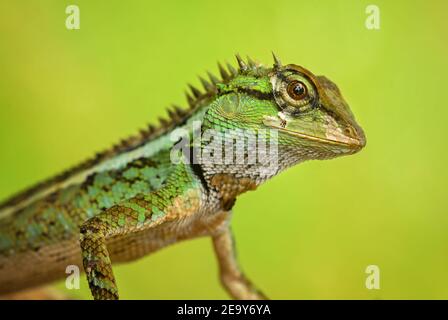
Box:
<box><xmin>0</xmin><ymin>54</ymin><xmax>366</xmax><ymax>300</ymax></box>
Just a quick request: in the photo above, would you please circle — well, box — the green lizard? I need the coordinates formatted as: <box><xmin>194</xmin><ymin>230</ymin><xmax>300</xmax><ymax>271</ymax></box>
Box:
<box><xmin>0</xmin><ymin>54</ymin><xmax>366</xmax><ymax>300</ymax></box>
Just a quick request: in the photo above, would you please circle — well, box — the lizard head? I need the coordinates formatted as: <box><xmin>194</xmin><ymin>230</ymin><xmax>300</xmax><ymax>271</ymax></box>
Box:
<box><xmin>202</xmin><ymin>54</ymin><xmax>366</xmax><ymax>164</ymax></box>
<box><xmin>264</xmin><ymin>59</ymin><xmax>366</xmax><ymax>158</ymax></box>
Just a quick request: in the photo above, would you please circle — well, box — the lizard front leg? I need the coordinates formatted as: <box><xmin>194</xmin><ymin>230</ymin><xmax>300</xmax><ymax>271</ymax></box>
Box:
<box><xmin>212</xmin><ymin>225</ymin><xmax>268</xmax><ymax>300</ymax></box>
<box><xmin>79</xmin><ymin>164</ymin><xmax>203</xmax><ymax>300</ymax></box>
<box><xmin>80</xmin><ymin>195</ymin><xmax>171</xmax><ymax>299</ymax></box>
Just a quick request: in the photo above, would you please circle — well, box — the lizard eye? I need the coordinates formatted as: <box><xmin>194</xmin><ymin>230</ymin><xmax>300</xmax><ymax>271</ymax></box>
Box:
<box><xmin>287</xmin><ymin>81</ymin><xmax>307</xmax><ymax>100</ymax></box>
<box><xmin>270</xmin><ymin>69</ymin><xmax>317</xmax><ymax>114</ymax></box>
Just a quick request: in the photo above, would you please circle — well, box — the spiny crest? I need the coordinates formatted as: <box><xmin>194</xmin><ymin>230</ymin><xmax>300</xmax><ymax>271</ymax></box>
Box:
<box><xmin>186</xmin><ymin>53</ymin><xmax>276</xmax><ymax>107</ymax></box>
<box><xmin>272</xmin><ymin>51</ymin><xmax>282</xmax><ymax>70</ymax></box>
<box><xmin>233</xmin><ymin>53</ymin><xmax>272</xmax><ymax>72</ymax></box>
<box><xmin>235</xmin><ymin>54</ymin><xmax>248</xmax><ymax>71</ymax></box>
<box><xmin>136</xmin><ymin>53</ymin><xmax>281</xmax><ymax>144</ymax></box>
<box><xmin>1</xmin><ymin>54</ymin><xmax>283</xmax><ymax>206</ymax></box>
<box><xmin>178</xmin><ymin>56</ymin><xmax>244</xmax><ymax>111</ymax></box>
<box><xmin>104</xmin><ymin>53</ymin><xmax>282</xmax><ymax>155</ymax></box>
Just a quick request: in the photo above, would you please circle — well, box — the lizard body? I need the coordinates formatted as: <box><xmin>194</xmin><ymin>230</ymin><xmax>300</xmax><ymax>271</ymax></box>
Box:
<box><xmin>0</xmin><ymin>55</ymin><xmax>365</xmax><ymax>299</ymax></box>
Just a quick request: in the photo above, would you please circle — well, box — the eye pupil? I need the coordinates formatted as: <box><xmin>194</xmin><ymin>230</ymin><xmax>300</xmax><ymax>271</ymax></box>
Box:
<box><xmin>287</xmin><ymin>81</ymin><xmax>307</xmax><ymax>100</ymax></box>
<box><xmin>293</xmin><ymin>84</ymin><xmax>305</xmax><ymax>96</ymax></box>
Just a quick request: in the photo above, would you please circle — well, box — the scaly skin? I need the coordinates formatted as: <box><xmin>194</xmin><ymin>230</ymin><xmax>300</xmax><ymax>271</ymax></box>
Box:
<box><xmin>0</xmin><ymin>54</ymin><xmax>366</xmax><ymax>299</ymax></box>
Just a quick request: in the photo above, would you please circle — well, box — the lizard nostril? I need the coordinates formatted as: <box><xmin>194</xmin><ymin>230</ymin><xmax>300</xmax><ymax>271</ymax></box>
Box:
<box><xmin>344</xmin><ymin>126</ymin><xmax>356</xmax><ymax>137</ymax></box>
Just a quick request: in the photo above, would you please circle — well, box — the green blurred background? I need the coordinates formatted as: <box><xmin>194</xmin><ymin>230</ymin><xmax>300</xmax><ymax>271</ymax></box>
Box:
<box><xmin>0</xmin><ymin>0</ymin><xmax>447</xmax><ymax>299</ymax></box>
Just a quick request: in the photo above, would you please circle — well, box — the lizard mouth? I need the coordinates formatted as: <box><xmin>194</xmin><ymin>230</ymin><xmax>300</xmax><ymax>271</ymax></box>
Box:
<box><xmin>267</xmin><ymin>124</ymin><xmax>366</xmax><ymax>150</ymax></box>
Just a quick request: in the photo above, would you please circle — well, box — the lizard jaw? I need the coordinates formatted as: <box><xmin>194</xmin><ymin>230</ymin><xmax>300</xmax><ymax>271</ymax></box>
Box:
<box><xmin>272</xmin><ymin>125</ymin><xmax>365</xmax><ymax>149</ymax></box>
<box><xmin>263</xmin><ymin>115</ymin><xmax>366</xmax><ymax>151</ymax></box>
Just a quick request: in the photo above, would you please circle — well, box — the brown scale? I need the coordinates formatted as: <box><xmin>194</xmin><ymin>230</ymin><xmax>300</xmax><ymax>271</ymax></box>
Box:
<box><xmin>210</xmin><ymin>174</ymin><xmax>257</xmax><ymax>211</ymax></box>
